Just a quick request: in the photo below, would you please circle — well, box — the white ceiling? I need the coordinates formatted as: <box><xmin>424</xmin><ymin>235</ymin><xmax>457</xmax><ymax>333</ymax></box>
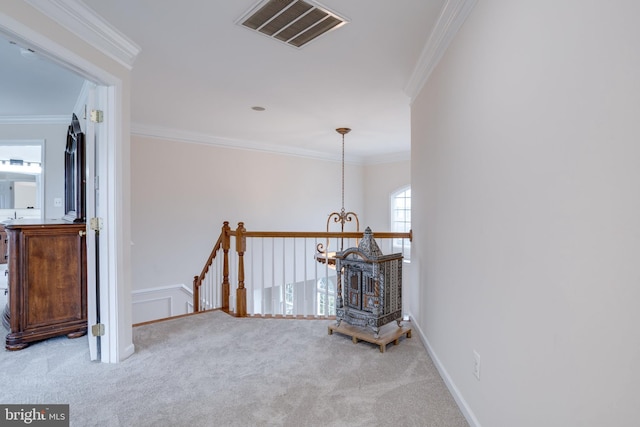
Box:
<box><xmin>0</xmin><ymin>34</ymin><xmax>85</xmax><ymax>117</ymax></box>
<box><xmin>1</xmin><ymin>0</ymin><xmax>446</xmax><ymax>163</ymax></box>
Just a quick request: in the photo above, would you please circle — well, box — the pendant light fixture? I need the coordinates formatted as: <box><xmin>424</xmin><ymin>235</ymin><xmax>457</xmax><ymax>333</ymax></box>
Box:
<box><xmin>315</xmin><ymin>127</ymin><xmax>360</xmax><ymax>266</ymax></box>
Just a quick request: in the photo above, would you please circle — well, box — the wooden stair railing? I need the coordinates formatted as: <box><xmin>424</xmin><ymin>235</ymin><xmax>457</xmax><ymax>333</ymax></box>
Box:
<box><xmin>194</xmin><ymin>221</ymin><xmax>413</xmax><ymax>317</ymax></box>
<box><xmin>193</xmin><ymin>221</ymin><xmax>230</xmax><ymax>312</ymax></box>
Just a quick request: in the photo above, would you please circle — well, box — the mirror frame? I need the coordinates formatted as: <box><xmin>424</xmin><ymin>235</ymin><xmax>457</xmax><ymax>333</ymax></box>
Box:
<box><xmin>62</xmin><ymin>113</ymin><xmax>85</xmax><ymax>222</ymax></box>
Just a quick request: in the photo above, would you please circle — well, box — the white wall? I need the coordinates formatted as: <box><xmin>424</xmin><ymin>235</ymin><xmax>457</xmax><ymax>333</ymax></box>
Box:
<box><xmin>363</xmin><ymin>159</ymin><xmax>410</xmax><ymax>232</ymax></box>
<box><xmin>412</xmin><ymin>1</ymin><xmax>640</xmax><ymax>426</ymax></box>
<box><xmin>131</xmin><ymin>284</ymin><xmax>193</xmax><ymax>324</ymax></box>
<box><xmin>131</xmin><ymin>135</ymin><xmax>365</xmax><ymax>298</ymax></box>
<box><xmin>0</xmin><ymin>123</ymin><xmax>68</xmax><ymax>219</ymax></box>
<box><xmin>363</xmin><ymin>159</ymin><xmax>412</xmax><ymax>317</ymax></box>
<box><xmin>130</xmin><ymin>135</ymin><xmax>413</xmax><ymax>322</ymax></box>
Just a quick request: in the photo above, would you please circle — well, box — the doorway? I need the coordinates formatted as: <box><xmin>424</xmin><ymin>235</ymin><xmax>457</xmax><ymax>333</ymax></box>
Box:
<box><xmin>0</xmin><ymin>11</ymin><xmax>132</xmax><ymax>362</ymax></box>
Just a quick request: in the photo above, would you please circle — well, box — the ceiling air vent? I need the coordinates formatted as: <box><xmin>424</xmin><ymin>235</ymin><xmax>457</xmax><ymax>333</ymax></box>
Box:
<box><xmin>237</xmin><ymin>0</ymin><xmax>349</xmax><ymax>48</ymax></box>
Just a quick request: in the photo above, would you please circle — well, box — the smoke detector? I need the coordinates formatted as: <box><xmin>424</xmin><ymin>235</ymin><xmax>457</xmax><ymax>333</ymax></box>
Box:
<box><xmin>237</xmin><ymin>0</ymin><xmax>349</xmax><ymax>49</ymax></box>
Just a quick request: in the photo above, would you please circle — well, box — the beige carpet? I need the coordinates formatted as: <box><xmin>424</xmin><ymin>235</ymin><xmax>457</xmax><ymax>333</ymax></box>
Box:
<box><xmin>0</xmin><ymin>311</ymin><xmax>468</xmax><ymax>427</ymax></box>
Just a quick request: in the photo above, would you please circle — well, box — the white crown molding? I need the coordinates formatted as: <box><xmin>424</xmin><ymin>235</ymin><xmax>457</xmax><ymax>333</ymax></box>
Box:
<box><xmin>0</xmin><ymin>10</ymin><xmax>119</xmax><ymax>84</ymax></box>
<box><xmin>131</xmin><ymin>123</ymin><xmax>367</xmax><ymax>165</ymax></box>
<box><xmin>0</xmin><ymin>139</ymin><xmax>45</xmax><ymax>147</ymax></box>
<box><xmin>24</xmin><ymin>0</ymin><xmax>141</xmax><ymax>70</ymax></box>
<box><xmin>132</xmin><ymin>123</ymin><xmax>411</xmax><ymax>166</ymax></box>
<box><xmin>404</xmin><ymin>0</ymin><xmax>478</xmax><ymax>102</ymax></box>
<box><xmin>0</xmin><ymin>115</ymin><xmax>70</xmax><ymax>125</ymax></box>
<box><xmin>363</xmin><ymin>151</ymin><xmax>411</xmax><ymax>166</ymax></box>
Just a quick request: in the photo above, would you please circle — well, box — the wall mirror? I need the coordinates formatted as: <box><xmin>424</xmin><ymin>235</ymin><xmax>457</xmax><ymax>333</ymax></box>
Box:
<box><xmin>0</xmin><ymin>141</ymin><xmax>44</xmax><ymax>220</ymax></box>
<box><xmin>62</xmin><ymin>114</ymin><xmax>85</xmax><ymax>223</ymax></box>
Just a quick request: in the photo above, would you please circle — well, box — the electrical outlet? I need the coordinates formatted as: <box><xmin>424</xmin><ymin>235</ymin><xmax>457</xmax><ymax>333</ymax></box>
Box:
<box><xmin>473</xmin><ymin>350</ymin><xmax>481</xmax><ymax>380</ymax></box>
<box><xmin>54</xmin><ymin>197</ymin><xmax>63</xmax><ymax>207</ymax></box>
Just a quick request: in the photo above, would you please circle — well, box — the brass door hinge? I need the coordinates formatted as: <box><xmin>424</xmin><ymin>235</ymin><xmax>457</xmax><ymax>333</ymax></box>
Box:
<box><xmin>90</xmin><ymin>217</ymin><xmax>103</xmax><ymax>231</ymax></box>
<box><xmin>90</xmin><ymin>109</ymin><xmax>104</xmax><ymax>123</ymax></box>
<box><xmin>91</xmin><ymin>323</ymin><xmax>105</xmax><ymax>337</ymax></box>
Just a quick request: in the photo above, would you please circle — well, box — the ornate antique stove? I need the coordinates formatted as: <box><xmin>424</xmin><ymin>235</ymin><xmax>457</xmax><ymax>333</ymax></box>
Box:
<box><xmin>335</xmin><ymin>227</ymin><xmax>403</xmax><ymax>337</ymax></box>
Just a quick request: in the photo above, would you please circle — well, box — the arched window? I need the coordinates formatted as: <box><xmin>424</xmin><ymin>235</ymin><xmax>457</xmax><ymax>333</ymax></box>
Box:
<box><xmin>391</xmin><ymin>186</ymin><xmax>411</xmax><ymax>259</ymax></box>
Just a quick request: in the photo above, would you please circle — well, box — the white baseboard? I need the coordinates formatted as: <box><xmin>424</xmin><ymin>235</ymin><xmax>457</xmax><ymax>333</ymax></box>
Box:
<box><xmin>409</xmin><ymin>314</ymin><xmax>482</xmax><ymax>427</ymax></box>
<box><xmin>132</xmin><ymin>284</ymin><xmax>193</xmax><ymax>324</ymax></box>
<box><xmin>120</xmin><ymin>343</ymin><xmax>136</xmax><ymax>362</ymax></box>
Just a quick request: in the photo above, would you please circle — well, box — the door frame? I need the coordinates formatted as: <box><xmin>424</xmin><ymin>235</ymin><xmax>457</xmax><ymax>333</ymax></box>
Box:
<box><xmin>0</xmin><ymin>13</ymin><xmax>133</xmax><ymax>362</ymax></box>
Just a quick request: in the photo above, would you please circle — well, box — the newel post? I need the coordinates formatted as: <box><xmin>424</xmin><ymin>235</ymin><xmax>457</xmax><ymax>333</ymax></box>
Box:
<box><xmin>221</xmin><ymin>221</ymin><xmax>231</xmax><ymax>310</ymax></box>
<box><xmin>235</xmin><ymin>222</ymin><xmax>247</xmax><ymax>317</ymax></box>
<box><xmin>193</xmin><ymin>276</ymin><xmax>200</xmax><ymax>312</ymax></box>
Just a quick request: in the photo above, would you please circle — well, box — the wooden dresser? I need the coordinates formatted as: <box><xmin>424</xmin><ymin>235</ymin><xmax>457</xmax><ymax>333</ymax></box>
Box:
<box><xmin>2</xmin><ymin>220</ymin><xmax>87</xmax><ymax>350</ymax></box>
<box><xmin>0</xmin><ymin>224</ymin><xmax>7</xmax><ymax>265</ymax></box>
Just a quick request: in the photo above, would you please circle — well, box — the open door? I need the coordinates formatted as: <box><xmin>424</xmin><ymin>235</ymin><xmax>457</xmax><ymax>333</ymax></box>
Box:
<box><xmin>83</xmin><ymin>84</ymin><xmax>110</xmax><ymax>362</ymax></box>
<box><xmin>82</xmin><ymin>86</ymin><xmax>99</xmax><ymax>361</ymax></box>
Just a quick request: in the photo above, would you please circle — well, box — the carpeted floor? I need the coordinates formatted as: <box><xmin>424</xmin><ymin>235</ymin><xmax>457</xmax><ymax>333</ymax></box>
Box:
<box><xmin>0</xmin><ymin>311</ymin><xmax>468</xmax><ymax>427</ymax></box>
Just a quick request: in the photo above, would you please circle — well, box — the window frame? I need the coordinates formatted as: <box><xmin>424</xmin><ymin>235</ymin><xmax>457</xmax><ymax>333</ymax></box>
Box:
<box><xmin>390</xmin><ymin>185</ymin><xmax>411</xmax><ymax>259</ymax></box>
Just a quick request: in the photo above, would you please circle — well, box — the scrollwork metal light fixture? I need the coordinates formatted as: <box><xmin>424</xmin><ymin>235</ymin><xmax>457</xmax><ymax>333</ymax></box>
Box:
<box><xmin>316</xmin><ymin>127</ymin><xmax>360</xmax><ymax>266</ymax></box>
<box><xmin>328</xmin><ymin>127</ymin><xmax>359</xmax><ymax>237</ymax></box>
